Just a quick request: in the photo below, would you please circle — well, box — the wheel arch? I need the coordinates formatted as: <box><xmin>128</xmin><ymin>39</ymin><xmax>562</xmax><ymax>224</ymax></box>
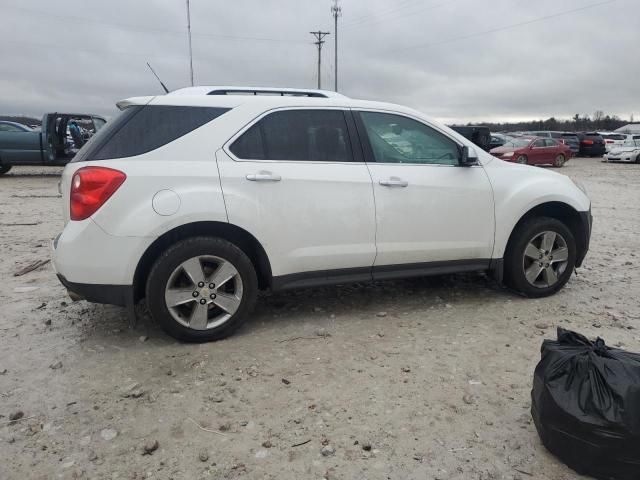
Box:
<box><xmin>504</xmin><ymin>201</ymin><xmax>588</xmax><ymax>268</ymax></box>
<box><xmin>133</xmin><ymin>221</ymin><xmax>272</xmax><ymax>302</ymax></box>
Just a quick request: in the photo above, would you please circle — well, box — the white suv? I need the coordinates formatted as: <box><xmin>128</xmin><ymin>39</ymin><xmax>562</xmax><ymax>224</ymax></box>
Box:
<box><xmin>52</xmin><ymin>86</ymin><xmax>592</xmax><ymax>342</ymax></box>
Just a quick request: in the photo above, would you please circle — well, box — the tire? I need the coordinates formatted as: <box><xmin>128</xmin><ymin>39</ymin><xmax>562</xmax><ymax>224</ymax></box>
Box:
<box><xmin>636</xmin><ymin>154</ymin><xmax>640</xmax><ymax>164</ymax></box>
<box><xmin>516</xmin><ymin>155</ymin><xmax>528</xmax><ymax>164</ymax></box>
<box><xmin>0</xmin><ymin>164</ymin><xmax>12</xmax><ymax>175</ymax></box>
<box><xmin>146</xmin><ymin>236</ymin><xmax>258</xmax><ymax>342</ymax></box>
<box><xmin>554</xmin><ymin>154</ymin><xmax>565</xmax><ymax>168</ymax></box>
<box><xmin>504</xmin><ymin>217</ymin><xmax>576</xmax><ymax>298</ymax></box>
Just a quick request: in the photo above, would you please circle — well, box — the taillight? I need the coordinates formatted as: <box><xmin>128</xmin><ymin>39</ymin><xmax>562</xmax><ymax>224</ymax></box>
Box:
<box><xmin>605</xmin><ymin>139</ymin><xmax>614</xmax><ymax>143</ymax></box>
<box><xmin>70</xmin><ymin>166</ymin><xmax>126</xmax><ymax>221</ymax></box>
<box><xmin>582</xmin><ymin>139</ymin><xmax>594</xmax><ymax>145</ymax></box>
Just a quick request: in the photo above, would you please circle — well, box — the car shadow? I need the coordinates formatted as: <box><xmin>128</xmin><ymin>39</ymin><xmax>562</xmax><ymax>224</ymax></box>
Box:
<box><xmin>77</xmin><ymin>272</ymin><xmax>512</xmax><ymax>345</ymax></box>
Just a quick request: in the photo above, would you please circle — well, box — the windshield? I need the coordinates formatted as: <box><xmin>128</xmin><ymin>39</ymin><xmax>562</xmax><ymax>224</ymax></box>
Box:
<box><xmin>504</xmin><ymin>138</ymin><xmax>531</xmax><ymax>148</ymax></box>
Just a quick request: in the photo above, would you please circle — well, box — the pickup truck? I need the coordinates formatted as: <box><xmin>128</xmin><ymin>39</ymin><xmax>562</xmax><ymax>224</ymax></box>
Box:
<box><xmin>0</xmin><ymin>113</ymin><xmax>106</xmax><ymax>175</ymax></box>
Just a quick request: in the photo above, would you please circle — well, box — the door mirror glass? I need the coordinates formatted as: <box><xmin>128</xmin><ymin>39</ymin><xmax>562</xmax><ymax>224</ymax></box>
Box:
<box><xmin>459</xmin><ymin>145</ymin><xmax>478</xmax><ymax>166</ymax></box>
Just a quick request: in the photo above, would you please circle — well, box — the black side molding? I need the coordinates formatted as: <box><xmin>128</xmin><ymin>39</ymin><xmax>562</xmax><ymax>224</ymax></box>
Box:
<box><xmin>271</xmin><ymin>259</ymin><xmax>492</xmax><ymax>291</ymax></box>
<box><xmin>56</xmin><ymin>274</ymin><xmax>133</xmax><ymax>307</ymax></box>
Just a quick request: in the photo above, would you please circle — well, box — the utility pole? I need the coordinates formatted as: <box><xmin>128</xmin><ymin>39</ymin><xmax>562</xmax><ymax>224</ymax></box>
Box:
<box><xmin>310</xmin><ymin>31</ymin><xmax>330</xmax><ymax>90</ymax></box>
<box><xmin>331</xmin><ymin>0</ymin><xmax>341</xmax><ymax>92</ymax></box>
<box><xmin>186</xmin><ymin>0</ymin><xmax>194</xmax><ymax>86</ymax></box>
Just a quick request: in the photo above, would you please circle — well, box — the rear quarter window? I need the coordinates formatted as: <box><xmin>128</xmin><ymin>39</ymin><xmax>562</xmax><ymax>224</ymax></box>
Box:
<box><xmin>75</xmin><ymin>105</ymin><xmax>229</xmax><ymax>162</ymax></box>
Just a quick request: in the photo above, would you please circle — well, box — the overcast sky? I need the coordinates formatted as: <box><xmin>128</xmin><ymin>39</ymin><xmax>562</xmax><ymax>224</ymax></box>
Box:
<box><xmin>1</xmin><ymin>0</ymin><xmax>638</xmax><ymax>123</ymax></box>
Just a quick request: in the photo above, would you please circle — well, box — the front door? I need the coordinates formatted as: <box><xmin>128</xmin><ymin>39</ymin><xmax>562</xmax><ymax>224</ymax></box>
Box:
<box><xmin>217</xmin><ymin>108</ymin><xmax>377</xmax><ymax>287</ymax></box>
<box><xmin>354</xmin><ymin>110</ymin><xmax>494</xmax><ymax>278</ymax></box>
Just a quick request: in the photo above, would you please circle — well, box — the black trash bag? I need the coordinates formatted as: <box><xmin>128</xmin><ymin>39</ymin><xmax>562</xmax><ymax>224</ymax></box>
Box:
<box><xmin>531</xmin><ymin>328</ymin><xmax>640</xmax><ymax>480</ymax></box>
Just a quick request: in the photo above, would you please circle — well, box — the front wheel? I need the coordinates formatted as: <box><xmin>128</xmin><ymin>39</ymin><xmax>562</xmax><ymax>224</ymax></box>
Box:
<box><xmin>0</xmin><ymin>164</ymin><xmax>12</xmax><ymax>175</ymax></box>
<box><xmin>146</xmin><ymin>236</ymin><xmax>258</xmax><ymax>342</ymax></box>
<box><xmin>504</xmin><ymin>217</ymin><xmax>576</xmax><ymax>298</ymax></box>
<box><xmin>554</xmin><ymin>154</ymin><xmax>565</xmax><ymax>168</ymax></box>
<box><xmin>516</xmin><ymin>155</ymin><xmax>528</xmax><ymax>164</ymax></box>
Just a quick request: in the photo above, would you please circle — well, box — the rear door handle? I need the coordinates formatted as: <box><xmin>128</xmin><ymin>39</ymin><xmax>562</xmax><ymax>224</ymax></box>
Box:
<box><xmin>379</xmin><ymin>177</ymin><xmax>408</xmax><ymax>188</ymax></box>
<box><xmin>246</xmin><ymin>172</ymin><xmax>281</xmax><ymax>182</ymax></box>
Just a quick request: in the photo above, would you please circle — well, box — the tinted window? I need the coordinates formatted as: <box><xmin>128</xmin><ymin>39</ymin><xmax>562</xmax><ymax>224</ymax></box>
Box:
<box><xmin>230</xmin><ymin>110</ymin><xmax>353</xmax><ymax>162</ymax></box>
<box><xmin>359</xmin><ymin>112</ymin><xmax>459</xmax><ymax>165</ymax></box>
<box><xmin>75</xmin><ymin>105</ymin><xmax>230</xmax><ymax>162</ymax></box>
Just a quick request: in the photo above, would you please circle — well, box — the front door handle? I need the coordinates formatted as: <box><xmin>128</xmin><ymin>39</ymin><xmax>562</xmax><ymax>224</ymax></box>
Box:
<box><xmin>379</xmin><ymin>177</ymin><xmax>408</xmax><ymax>188</ymax></box>
<box><xmin>246</xmin><ymin>172</ymin><xmax>281</xmax><ymax>182</ymax></box>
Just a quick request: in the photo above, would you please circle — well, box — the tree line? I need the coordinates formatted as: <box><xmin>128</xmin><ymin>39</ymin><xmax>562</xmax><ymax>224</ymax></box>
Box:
<box><xmin>472</xmin><ymin>111</ymin><xmax>635</xmax><ymax>133</ymax></box>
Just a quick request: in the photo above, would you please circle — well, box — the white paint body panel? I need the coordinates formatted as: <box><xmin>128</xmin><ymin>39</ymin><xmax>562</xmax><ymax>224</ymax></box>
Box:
<box><xmin>52</xmin><ymin>92</ymin><xmax>591</xmax><ymax>289</ymax></box>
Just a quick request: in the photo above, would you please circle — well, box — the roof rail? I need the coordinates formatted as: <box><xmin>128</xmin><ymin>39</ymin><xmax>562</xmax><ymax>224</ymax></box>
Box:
<box><xmin>168</xmin><ymin>86</ymin><xmax>347</xmax><ymax>99</ymax></box>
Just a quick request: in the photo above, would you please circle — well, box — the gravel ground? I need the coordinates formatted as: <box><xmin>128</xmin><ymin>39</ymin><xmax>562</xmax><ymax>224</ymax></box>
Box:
<box><xmin>1</xmin><ymin>158</ymin><xmax>639</xmax><ymax>480</ymax></box>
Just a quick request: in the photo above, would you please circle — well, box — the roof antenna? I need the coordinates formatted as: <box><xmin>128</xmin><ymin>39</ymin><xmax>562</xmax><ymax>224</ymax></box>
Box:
<box><xmin>146</xmin><ymin>62</ymin><xmax>170</xmax><ymax>94</ymax></box>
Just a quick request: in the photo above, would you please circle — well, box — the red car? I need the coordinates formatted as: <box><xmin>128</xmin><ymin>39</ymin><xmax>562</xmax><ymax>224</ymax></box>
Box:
<box><xmin>490</xmin><ymin>136</ymin><xmax>572</xmax><ymax>167</ymax></box>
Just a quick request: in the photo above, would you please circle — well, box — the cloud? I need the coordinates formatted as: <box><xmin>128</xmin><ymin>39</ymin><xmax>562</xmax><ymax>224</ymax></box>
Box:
<box><xmin>0</xmin><ymin>0</ymin><xmax>637</xmax><ymax>123</ymax></box>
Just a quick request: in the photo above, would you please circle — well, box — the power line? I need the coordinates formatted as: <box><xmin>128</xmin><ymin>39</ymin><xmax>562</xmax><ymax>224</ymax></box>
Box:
<box><xmin>343</xmin><ymin>0</ymin><xmax>459</xmax><ymax>30</ymax></box>
<box><xmin>340</xmin><ymin>0</ymin><xmax>424</xmax><ymax>28</ymax></box>
<box><xmin>386</xmin><ymin>0</ymin><xmax>618</xmax><ymax>54</ymax></box>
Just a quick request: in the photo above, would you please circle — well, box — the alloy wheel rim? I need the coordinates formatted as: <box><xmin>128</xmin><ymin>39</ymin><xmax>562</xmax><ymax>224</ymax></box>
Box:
<box><xmin>522</xmin><ymin>230</ymin><xmax>569</xmax><ymax>288</ymax></box>
<box><xmin>517</xmin><ymin>156</ymin><xmax>527</xmax><ymax>164</ymax></box>
<box><xmin>164</xmin><ymin>255</ymin><xmax>243</xmax><ymax>330</ymax></box>
<box><xmin>555</xmin><ymin>155</ymin><xmax>564</xmax><ymax>167</ymax></box>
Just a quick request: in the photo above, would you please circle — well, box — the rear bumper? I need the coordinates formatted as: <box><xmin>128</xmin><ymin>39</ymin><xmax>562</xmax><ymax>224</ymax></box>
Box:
<box><xmin>56</xmin><ymin>274</ymin><xmax>133</xmax><ymax>307</ymax></box>
<box><xmin>579</xmin><ymin>145</ymin><xmax>606</xmax><ymax>156</ymax></box>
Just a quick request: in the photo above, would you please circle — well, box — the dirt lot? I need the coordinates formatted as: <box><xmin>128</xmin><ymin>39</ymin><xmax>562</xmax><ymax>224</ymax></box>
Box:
<box><xmin>1</xmin><ymin>158</ymin><xmax>639</xmax><ymax>480</ymax></box>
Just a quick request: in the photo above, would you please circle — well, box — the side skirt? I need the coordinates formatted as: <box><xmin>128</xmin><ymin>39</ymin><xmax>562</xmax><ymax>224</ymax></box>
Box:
<box><xmin>271</xmin><ymin>259</ymin><xmax>494</xmax><ymax>291</ymax></box>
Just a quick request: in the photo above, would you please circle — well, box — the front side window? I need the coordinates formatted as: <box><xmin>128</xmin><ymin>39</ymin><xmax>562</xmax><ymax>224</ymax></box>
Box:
<box><xmin>358</xmin><ymin>111</ymin><xmax>459</xmax><ymax>165</ymax></box>
<box><xmin>230</xmin><ymin>109</ymin><xmax>353</xmax><ymax>162</ymax></box>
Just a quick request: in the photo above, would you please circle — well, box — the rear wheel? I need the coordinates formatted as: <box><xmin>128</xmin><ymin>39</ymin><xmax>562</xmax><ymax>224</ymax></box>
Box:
<box><xmin>554</xmin><ymin>154</ymin><xmax>565</xmax><ymax>168</ymax></box>
<box><xmin>146</xmin><ymin>237</ymin><xmax>258</xmax><ymax>342</ymax></box>
<box><xmin>504</xmin><ymin>217</ymin><xmax>576</xmax><ymax>298</ymax></box>
<box><xmin>516</xmin><ymin>155</ymin><xmax>528</xmax><ymax>164</ymax></box>
<box><xmin>0</xmin><ymin>164</ymin><xmax>12</xmax><ymax>175</ymax></box>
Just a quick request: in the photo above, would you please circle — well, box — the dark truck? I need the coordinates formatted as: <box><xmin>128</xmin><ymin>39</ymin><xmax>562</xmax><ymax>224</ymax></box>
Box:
<box><xmin>449</xmin><ymin>125</ymin><xmax>492</xmax><ymax>151</ymax></box>
<box><xmin>0</xmin><ymin>113</ymin><xmax>106</xmax><ymax>175</ymax></box>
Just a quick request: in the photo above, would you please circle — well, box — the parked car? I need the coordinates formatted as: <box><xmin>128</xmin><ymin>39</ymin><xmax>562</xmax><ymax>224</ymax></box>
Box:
<box><xmin>490</xmin><ymin>136</ymin><xmax>572</xmax><ymax>167</ymax></box>
<box><xmin>489</xmin><ymin>133</ymin><xmax>507</xmax><ymax>149</ymax></box>
<box><xmin>51</xmin><ymin>86</ymin><xmax>592</xmax><ymax>342</ymax></box>
<box><xmin>598</xmin><ymin>132</ymin><xmax>627</xmax><ymax>152</ymax></box>
<box><xmin>449</xmin><ymin>125</ymin><xmax>492</xmax><ymax>151</ymax></box>
<box><xmin>0</xmin><ymin>113</ymin><xmax>106</xmax><ymax>175</ymax></box>
<box><xmin>576</xmin><ymin>132</ymin><xmax>606</xmax><ymax>157</ymax></box>
<box><xmin>602</xmin><ymin>136</ymin><xmax>640</xmax><ymax>163</ymax></box>
<box><xmin>529</xmin><ymin>131</ymin><xmax>580</xmax><ymax>156</ymax></box>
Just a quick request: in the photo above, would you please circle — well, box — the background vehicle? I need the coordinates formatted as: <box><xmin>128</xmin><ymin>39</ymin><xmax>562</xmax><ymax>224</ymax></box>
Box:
<box><xmin>576</xmin><ymin>132</ymin><xmax>606</xmax><ymax>157</ymax></box>
<box><xmin>449</xmin><ymin>125</ymin><xmax>492</xmax><ymax>151</ymax></box>
<box><xmin>490</xmin><ymin>136</ymin><xmax>572</xmax><ymax>167</ymax></box>
<box><xmin>489</xmin><ymin>133</ymin><xmax>507</xmax><ymax>149</ymax></box>
<box><xmin>51</xmin><ymin>88</ymin><xmax>591</xmax><ymax>342</ymax></box>
<box><xmin>0</xmin><ymin>113</ymin><xmax>106</xmax><ymax>175</ymax></box>
<box><xmin>598</xmin><ymin>132</ymin><xmax>627</xmax><ymax>152</ymax></box>
<box><xmin>602</xmin><ymin>136</ymin><xmax>640</xmax><ymax>163</ymax></box>
<box><xmin>529</xmin><ymin>131</ymin><xmax>580</xmax><ymax>156</ymax></box>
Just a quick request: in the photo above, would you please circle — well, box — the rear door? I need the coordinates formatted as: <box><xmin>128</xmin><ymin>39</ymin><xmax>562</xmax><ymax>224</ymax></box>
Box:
<box><xmin>217</xmin><ymin>108</ymin><xmax>377</xmax><ymax>287</ymax></box>
<box><xmin>353</xmin><ymin>110</ymin><xmax>494</xmax><ymax>275</ymax></box>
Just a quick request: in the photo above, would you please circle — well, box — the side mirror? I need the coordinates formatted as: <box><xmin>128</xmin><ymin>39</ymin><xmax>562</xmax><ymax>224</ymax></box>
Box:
<box><xmin>460</xmin><ymin>146</ymin><xmax>479</xmax><ymax>166</ymax></box>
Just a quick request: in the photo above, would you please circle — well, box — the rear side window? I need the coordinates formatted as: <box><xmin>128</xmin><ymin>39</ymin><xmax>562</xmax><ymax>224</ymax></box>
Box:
<box><xmin>544</xmin><ymin>139</ymin><xmax>558</xmax><ymax>147</ymax></box>
<box><xmin>230</xmin><ymin>110</ymin><xmax>353</xmax><ymax>162</ymax></box>
<box><xmin>74</xmin><ymin>105</ymin><xmax>229</xmax><ymax>162</ymax></box>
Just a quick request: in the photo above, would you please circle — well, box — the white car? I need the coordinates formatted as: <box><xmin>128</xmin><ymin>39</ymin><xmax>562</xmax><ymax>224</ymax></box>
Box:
<box><xmin>602</xmin><ymin>136</ymin><xmax>640</xmax><ymax>163</ymax></box>
<box><xmin>598</xmin><ymin>132</ymin><xmax>627</xmax><ymax>152</ymax></box>
<box><xmin>51</xmin><ymin>86</ymin><xmax>592</xmax><ymax>342</ymax></box>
